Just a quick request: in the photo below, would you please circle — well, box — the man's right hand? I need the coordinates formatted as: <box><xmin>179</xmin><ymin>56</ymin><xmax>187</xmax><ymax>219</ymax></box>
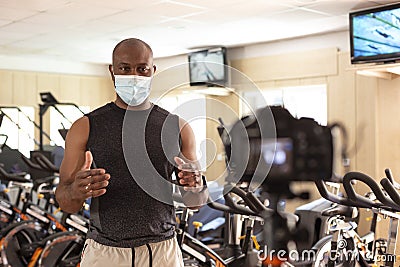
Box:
<box><xmin>71</xmin><ymin>151</ymin><xmax>110</xmax><ymax>201</ymax></box>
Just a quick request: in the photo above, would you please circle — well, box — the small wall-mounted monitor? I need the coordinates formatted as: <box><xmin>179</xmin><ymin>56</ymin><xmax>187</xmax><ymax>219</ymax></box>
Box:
<box><xmin>188</xmin><ymin>47</ymin><xmax>227</xmax><ymax>87</ymax></box>
<box><xmin>350</xmin><ymin>3</ymin><xmax>400</xmax><ymax>64</ymax></box>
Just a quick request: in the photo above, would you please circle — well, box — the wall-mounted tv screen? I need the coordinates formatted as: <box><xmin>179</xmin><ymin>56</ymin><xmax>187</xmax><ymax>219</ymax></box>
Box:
<box><xmin>350</xmin><ymin>3</ymin><xmax>400</xmax><ymax>64</ymax></box>
<box><xmin>188</xmin><ymin>47</ymin><xmax>227</xmax><ymax>86</ymax></box>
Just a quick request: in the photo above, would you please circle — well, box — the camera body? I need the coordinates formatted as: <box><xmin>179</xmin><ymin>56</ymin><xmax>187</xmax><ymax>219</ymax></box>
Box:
<box><xmin>223</xmin><ymin>106</ymin><xmax>333</xmax><ymax>185</ymax></box>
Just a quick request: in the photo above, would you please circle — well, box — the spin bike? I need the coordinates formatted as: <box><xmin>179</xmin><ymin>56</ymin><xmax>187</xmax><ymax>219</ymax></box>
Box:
<box><xmin>314</xmin><ymin>171</ymin><xmax>400</xmax><ymax>267</ymax></box>
<box><xmin>0</xmin><ymin>163</ymin><xmax>88</xmax><ymax>267</ymax></box>
<box><xmin>176</xmin><ymin>183</ymin><xmax>268</xmax><ymax>267</ymax></box>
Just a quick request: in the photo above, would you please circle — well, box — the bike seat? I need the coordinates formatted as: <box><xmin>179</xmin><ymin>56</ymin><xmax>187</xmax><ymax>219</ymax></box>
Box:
<box><xmin>321</xmin><ymin>204</ymin><xmax>357</xmax><ymax>218</ymax></box>
<box><xmin>21</xmin><ymin>154</ymin><xmax>44</xmax><ymax>171</ymax></box>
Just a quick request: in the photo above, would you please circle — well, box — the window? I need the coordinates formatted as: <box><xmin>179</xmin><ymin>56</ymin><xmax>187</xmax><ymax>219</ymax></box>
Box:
<box><xmin>49</xmin><ymin>105</ymin><xmax>89</xmax><ymax>147</ymax></box>
<box><xmin>241</xmin><ymin>84</ymin><xmax>327</xmax><ymax>125</ymax></box>
<box><xmin>0</xmin><ymin>107</ymin><xmax>35</xmax><ymax>157</ymax></box>
<box><xmin>153</xmin><ymin>93</ymin><xmax>207</xmax><ymax>170</ymax></box>
<box><xmin>281</xmin><ymin>85</ymin><xmax>327</xmax><ymax>126</ymax></box>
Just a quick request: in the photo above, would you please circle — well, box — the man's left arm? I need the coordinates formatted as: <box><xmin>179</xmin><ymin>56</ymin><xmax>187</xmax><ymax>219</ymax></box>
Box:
<box><xmin>175</xmin><ymin>118</ymin><xmax>209</xmax><ymax>208</ymax></box>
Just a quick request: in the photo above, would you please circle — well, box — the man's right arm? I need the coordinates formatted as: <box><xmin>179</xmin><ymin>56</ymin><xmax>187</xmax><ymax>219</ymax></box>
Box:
<box><xmin>55</xmin><ymin>116</ymin><xmax>110</xmax><ymax>213</ymax></box>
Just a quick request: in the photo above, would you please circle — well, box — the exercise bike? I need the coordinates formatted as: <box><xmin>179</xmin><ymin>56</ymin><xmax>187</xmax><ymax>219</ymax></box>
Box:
<box><xmin>0</xmin><ymin>159</ymin><xmax>88</xmax><ymax>267</ymax></box>
<box><xmin>176</xmin><ymin>183</ymin><xmax>266</xmax><ymax>267</ymax></box>
<box><xmin>313</xmin><ymin>170</ymin><xmax>400</xmax><ymax>267</ymax></box>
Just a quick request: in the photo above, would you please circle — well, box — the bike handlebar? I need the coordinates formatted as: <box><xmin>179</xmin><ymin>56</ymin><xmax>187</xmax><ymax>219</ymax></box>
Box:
<box><xmin>21</xmin><ymin>154</ymin><xmax>45</xmax><ymax>171</ymax></box>
<box><xmin>0</xmin><ymin>166</ymin><xmax>31</xmax><ymax>183</ymax></box>
<box><xmin>342</xmin><ymin>172</ymin><xmax>400</xmax><ymax>212</ymax></box>
<box><xmin>384</xmin><ymin>168</ymin><xmax>400</xmax><ymax>190</ymax></box>
<box><xmin>204</xmin><ymin>183</ymin><xmax>269</xmax><ymax>217</ymax></box>
<box><xmin>33</xmin><ymin>153</ymin><xmax>59</xmax><ymax>173</ymax></box>
<box><xmin>314</xmin><ymin>179</ymin><xmax>369</xmax><ymax>208</ymax></box>
<box><xmin>210</xmin><ymin>184</ymin><xmax>299</xmax><ymax>222</ymax></box>
<box><xmin>207</xmin><ymin>196</ymin><xmax>259</xmax><ymax>216</ymax></box>
<box><xmin>385</xmin><ymin>169</ymin><xmax>394</xmax><ymax>184</ymax></box>
<box><xmin>228</xmin><ymin>186</ymin><xmax>266</xmax><ymax>213</ymax></box>
<box><xmin>173</xmin><ymin>188</ymin><xmax>259</xmax><ymax>217</ymax></box>
<box><xmin>380</xmin><ymin>178</ymin><xmax>400</xmax><ymax>206</ymax></box>
<box><xmin>246</xmin><ymin>191</ymin><xmax>269</xmax><ymax>213</ymax></box>
<box><xmin>222</xmin><ymin>191</ymin><xmax>260</xmax><ymax>216</ymax></box>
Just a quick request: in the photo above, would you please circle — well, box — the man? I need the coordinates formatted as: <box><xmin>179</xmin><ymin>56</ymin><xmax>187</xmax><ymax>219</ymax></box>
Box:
<box><xmin>55</xmin><ymin>38</ymin><xmax>209</xmax><ymax>266</ymax></box>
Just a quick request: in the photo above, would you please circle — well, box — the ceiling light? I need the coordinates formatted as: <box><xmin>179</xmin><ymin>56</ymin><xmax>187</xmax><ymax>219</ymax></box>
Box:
<box><xmin>386</xmin><ymin>66</ymin><xmax>400</xmax><ymax>75</ymax></box>
<box><xmin>193</xmin><ymin>87</ymin><xmax>235</xmax><ymax>96</ymax></box>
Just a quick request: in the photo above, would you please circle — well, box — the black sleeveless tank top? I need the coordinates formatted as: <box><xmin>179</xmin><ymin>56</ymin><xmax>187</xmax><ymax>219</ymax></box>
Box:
<box><xmin>85</xmin><ymin>102</ymin><xmax>181</xmax><ymax>247</ymax></box>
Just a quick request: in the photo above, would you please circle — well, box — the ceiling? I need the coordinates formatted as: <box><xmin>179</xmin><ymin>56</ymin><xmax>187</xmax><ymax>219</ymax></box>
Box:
<box><xmin>0</xmin><ymin>0</ymin><xmax>395</xmax><ymax>65</ymax></box>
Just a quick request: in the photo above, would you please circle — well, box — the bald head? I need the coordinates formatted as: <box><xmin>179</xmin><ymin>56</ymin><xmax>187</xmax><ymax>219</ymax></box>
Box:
<box><xmin>109</xmin><ymin>37</ymin><xmax>156</xmax><ymax>82</ymax></box>
<box><xmin>112</xmin><ymin>38</ymin><xmax>153</xmax><ymax>63</ymax></box>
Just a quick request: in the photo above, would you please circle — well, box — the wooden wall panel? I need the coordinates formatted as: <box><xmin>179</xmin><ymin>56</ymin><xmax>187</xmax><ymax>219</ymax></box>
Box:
<box><xmin>98</xmin><ymin>77</ymin><xmax>115</xmax><ymax>108</ymax></box>
<box><xmin>327</xmin><ymin>52</ymin><xmax>357</xmax><ymax>173</ymax></box>
<box><xmin>37</xmin><ymin>73</ymin><xmax>61</xmax><ymax>104</ymax></box>
<box><xmin>0</xmin><ymin>71</ymin><xmax>13</xmax><ymax>105</ymax></box>
<box><xmin>0</xmin><ymin>70</ymin><xmax>113</xmax><ymax>109</ymax></box>
<box><xmin>375</xmin><ymin>77</ymin><xmax>400</xmax><ymax>249</ymax></box>
<box><xmin>377</xmin><ymin>78</ymin><xmax>400</xmax><ymax>178</ymax></box>
<box><xmin>12</xmin><ymin>72</ymin><xmax>37</xmax><ymax>106</ymax></box>
<box><xmin>79</xmin><ymin>76</ymin><xmax>114</xmax><ymax>109</ymax></box>
<box><xmin>59</xmin><ymin>75</ymin><xmax>81</xmax><ymax>104</ymax></box>
<box><xmin>230</xmin><ymin>47</ymin><xmax>338</xmax><ymax>82</ymax></box>
<box><xmin>355</xmin><ymin>75</ymin><xmax>379</xmax><ymax>177</ymax></box>
<box><xmin>205</xmin><ymin>94</ymin><xmax>240</xmax><ymax>182</ymax></box>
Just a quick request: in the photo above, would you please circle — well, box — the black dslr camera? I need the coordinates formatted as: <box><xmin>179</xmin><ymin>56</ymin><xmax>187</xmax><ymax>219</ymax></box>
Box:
<box><xmin>220</xmin><ymin>106</ymin><xmax>333</xmax><ymax>186</ymax></box>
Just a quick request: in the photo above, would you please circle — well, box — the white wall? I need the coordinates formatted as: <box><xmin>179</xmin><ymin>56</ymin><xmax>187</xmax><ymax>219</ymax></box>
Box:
<box><xmin>150</xmin><ymin>30</ymin><xmax>349</xmax><ymax>96</ymax></box>
<box><xmin>228</xmin><ymin>30</ymin><xmax>349</xmax><ymax>60</ymax></box>
<box><xmin>154</xmin><ymin>30</ymin><xmax>350</xmax><ymax>70</ymax></box>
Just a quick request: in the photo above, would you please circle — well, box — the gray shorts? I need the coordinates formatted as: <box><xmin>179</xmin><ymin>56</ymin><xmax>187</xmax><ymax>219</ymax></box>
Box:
<box><xmin>80</xmin><ymin>237</ymin><xmax>184</xmax><ymax>267</ymax></box>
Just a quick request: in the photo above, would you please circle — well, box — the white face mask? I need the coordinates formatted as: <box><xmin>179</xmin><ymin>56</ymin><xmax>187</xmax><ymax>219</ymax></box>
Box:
<box><xmin>114</xmin><ymin>75</ymin><xmax>152</xmax><ymax>106</ymax></box>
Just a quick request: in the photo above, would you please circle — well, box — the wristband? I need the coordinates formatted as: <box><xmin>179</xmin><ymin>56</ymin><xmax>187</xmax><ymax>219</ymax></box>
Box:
<box><xmin>199</xmin><ymin>175</ymin><xmax>208</xmax><ymax>193</ymax></box>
